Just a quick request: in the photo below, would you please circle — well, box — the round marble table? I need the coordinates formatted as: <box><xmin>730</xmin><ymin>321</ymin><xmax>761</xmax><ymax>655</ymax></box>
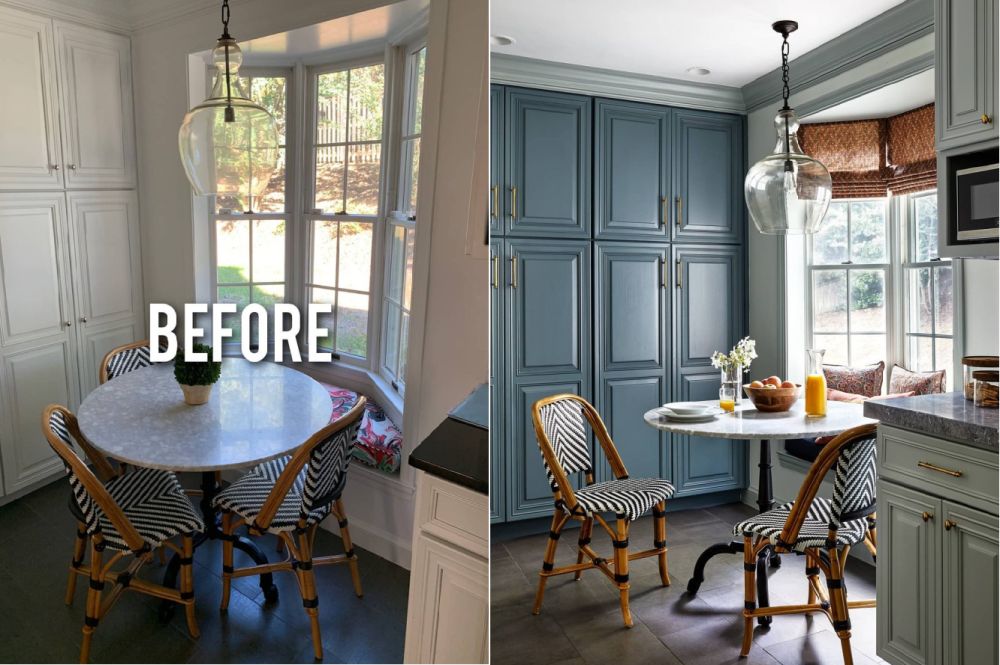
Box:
<box><xmin>78</xmin><ymin>357</ymin><xmax>334</xmax><ymax>609</ymax></box>
<box><xmin>643</xmin><ymin>398</ymin><xmax>876</xmax><ymax>622</ymax></box>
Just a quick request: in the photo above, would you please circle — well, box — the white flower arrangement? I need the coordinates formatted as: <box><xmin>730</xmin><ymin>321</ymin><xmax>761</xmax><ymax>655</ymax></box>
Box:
<box><xmin>710</xmin><ymin>337</ymin><xmax>758</xmax><ymax>372</ymax></box>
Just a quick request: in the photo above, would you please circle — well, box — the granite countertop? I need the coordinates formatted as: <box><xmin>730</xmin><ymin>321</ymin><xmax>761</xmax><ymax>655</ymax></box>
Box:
<box><xmin>863</xmin><ymin>392</ymin><xmax>999</xmax><ymax>452</ymax></box>
<box><xmin>409</xmin><ymin>417</ymin><xmax>488</xmax><ymax>494</ymax></box>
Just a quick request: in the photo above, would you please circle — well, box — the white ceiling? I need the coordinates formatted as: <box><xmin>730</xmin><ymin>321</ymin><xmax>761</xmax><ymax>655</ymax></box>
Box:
<box><xmin>804</xmin><ymin>69</ymin><xmax>935</xmax><ymax>122</ymax></box>
<box><xmin>489</xmin><ymin>0</ymin><xmax>907</xmax><ymax>88</ymax></box>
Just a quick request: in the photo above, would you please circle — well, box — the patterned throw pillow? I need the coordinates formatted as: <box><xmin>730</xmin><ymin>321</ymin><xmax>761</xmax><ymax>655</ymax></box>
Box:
<box><xmin>321</xmin><ymin>383</ymin><xmax>403</xmax><ymax>474</ymax></box>
<box><xmin>823</xmin><ymin>361</ymin><xmax>885</xmax><ymax>397</ymax></box>
<box><xmin>888</xmin><ymin>365</ymin><xmax>946</xmax><ymax>395</ymax></box>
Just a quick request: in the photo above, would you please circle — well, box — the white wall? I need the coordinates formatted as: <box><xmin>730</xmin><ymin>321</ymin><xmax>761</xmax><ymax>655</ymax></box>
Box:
<box><xmin>962</xmin><ymin>259</ymin><xmax>1000</xmax><ymax>355</ymax></box>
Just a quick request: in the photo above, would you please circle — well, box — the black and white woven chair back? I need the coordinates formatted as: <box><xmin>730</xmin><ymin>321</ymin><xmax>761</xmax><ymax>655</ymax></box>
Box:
<box><xmin>301</xmin><ymin>420</ymin><xmax>362</xmax><ymax>515</ymax></box>
<box><xmin>105</xmin><ymin>344</ymin><xmax>152</xmax><ymax>381</ymax></box>
<box><xmin>538</xmin><ymin>398</ymin><xmax>593</xmax><ymax>489</ymax></box>
<box><xmin>829</xmin><ymin>435</ymin><xmax>877</xmax><ymax>528</ymax></box>
<box><xmin>47</xmin><ymin>410</ymin><xmax>100</xmax><ymax>533</ymax></box>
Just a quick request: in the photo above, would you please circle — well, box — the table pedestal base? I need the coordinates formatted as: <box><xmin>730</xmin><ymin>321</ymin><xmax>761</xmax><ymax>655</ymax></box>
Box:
<box><xmin>159</xmin><ymin>471</ymin><xmax>277</xmax><ymax>621</ymax></box>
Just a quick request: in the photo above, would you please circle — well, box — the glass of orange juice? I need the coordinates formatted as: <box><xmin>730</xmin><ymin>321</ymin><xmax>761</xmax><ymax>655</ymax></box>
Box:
<box><xmin>719</xmin><ymin>384</ymin><xmax>737</xmax><ymax>413</ymax></box>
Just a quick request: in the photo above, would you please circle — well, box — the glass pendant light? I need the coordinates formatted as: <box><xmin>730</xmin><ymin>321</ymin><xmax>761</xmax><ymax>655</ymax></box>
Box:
<box><xmin>178</xmin><ymin>0</ymin><xmax>278</xmax><ymax>210</ymax></box>
<box><xmin>745</xmin><ymin>21</ymin><xmax>832</xmax><ymax>235</ymax></box>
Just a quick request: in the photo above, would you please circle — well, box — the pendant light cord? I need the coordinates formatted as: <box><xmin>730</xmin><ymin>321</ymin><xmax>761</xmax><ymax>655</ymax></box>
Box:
<box><xmin>780</xmin><ymin>30</ymin><xmax>792</xmax><ymax>169</ymax></box>
<box><xmin>221</xmin><ymin>0</ymin><xmax>234</xmax><ymax>122</ymax></box>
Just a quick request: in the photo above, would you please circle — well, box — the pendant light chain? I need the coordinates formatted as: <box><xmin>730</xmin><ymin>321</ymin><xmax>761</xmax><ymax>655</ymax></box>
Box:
<box><xmin>781</xmin><ymin>32</ymin><xmax>792</xmax><ymax>168</ymax></box>
<box><xmin>221</xmin><ymin>0</ymin><xmax>234</xmax><ymax>122</ymax></box>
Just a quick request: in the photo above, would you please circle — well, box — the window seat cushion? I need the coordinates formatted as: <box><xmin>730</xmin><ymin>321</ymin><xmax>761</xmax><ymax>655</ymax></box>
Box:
<box><xmin>322</xmin><ymin>383</ymin><xmax>403</xmax><ymax>474</ymax></box>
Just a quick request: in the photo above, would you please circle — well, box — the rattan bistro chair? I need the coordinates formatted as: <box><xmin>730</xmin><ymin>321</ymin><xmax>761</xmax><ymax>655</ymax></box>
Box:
<box><xmin>42</xmin><ymin>405</ymin><xmax>204</xmax><ymax>663</ymax></box>
<box><xmin>213</xmin><ymin>397</ymin><xmax>367</xmax><ymax>660</ymax></box>
<box><xmin>99</xmin><ymin>339</ymin><xmax>158</xmax><ymax>384</ymax></box>
<box><xmin>732</xmin><ymin>423</ymin><xmax>879</xmax><ymax>665</ymax></box>
<box><xmin>530</xmin><ymin>394</ymin><xmax>675</xmax><ymax>628</ymax></box>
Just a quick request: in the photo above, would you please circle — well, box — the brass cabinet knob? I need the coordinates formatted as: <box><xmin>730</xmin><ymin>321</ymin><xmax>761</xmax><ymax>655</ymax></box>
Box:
<box><xmin>68</xmin><ymin>164</ymin><xmax>77</xmax><ymax>170</ymax></box>
<box><xmin>944</xmin><ymin>519</ymin><xmax>957</xmax><ymax>531</ymax></box>
<box><xmin>79</xmin><ymin>317</ymin><xmax>88</xmax><ymax>323</ymax></box>
<box><xmin>982</xmin><ymin>114</ymin><xmax>993</xmax><ymax>125</ymax></box>
<box><xmin>51</xmin><ymin>164</ymin><xmax>60</xmax><ymax>171</ymax></box>
<box><xmin>921</xmin><ymin>511</ymin><xmax>933</xmax><ymax>522</ymax></box>
<box><xmin>63</xmin><ymin>320</ymin><xmax>72</xmax><ymax>327</ymax></box>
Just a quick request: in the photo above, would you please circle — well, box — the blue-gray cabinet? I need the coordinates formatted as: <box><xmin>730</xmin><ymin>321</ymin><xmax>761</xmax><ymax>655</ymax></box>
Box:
<box><xmin>672</xmin><ymin>109</ymin><xmax>745</xmax><ymax>244</ymax></box>
<box><xmin>594</xmin><ymin>99</ymin><xmax>670</xmax><ymax>240</ymax></box>
<box><xmin>489</xmin><ymin>238</ymin><xmax>504</xmax><ymax>523</ymax></box>
<box><xmin>505</xmin><ymin>88</ymin><xmax>592</xmax><ymax>238</ymax></box>
<box><xmin>505</xmin><ymin>239</ymin><xmax>592</xmax><ymax>520</ymax></box>
<box><xmin>490</xmin><ymin>85</ymin><xmax>504</xmax><ymax>237</ymax></box>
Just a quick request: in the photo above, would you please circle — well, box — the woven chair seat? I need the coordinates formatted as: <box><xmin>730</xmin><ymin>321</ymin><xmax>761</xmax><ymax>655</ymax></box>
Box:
<box><xmin>94</xmin><ymin>467</ymin><xmax>203</xmax><ymax>550</ymax></box>
<box><xmin>573</xmin><ymin>478</ymin><xmax>675</xmax><ymax>521</ymax></box>
<box><xmin>733</xmin><ymin>497</ymin><xmax>868</xmax><ymax>551</ymax></box>
<box><xmin>214</xmin><ymin>456</ymin><xmax>333</xmax><ymax>533</ymax></box>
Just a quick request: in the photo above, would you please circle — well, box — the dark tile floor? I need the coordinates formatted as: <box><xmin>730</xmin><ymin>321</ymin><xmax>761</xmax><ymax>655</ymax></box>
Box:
<box><xmin>491</xmin><ymin>503</ymin><xmax>886</xmax><ymax>665</ymax></box>
<box><xmin>0</xmin><ymin>476</ymin><xmax>409</xmax><ymax>663</ymax></box>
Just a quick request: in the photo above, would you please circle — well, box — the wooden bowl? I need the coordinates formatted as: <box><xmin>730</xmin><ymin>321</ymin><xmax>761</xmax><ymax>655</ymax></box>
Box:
<box><xmin>743</xmin><ymin>383</ymin><xmax>801</xmax><ymax>412</ymax></box>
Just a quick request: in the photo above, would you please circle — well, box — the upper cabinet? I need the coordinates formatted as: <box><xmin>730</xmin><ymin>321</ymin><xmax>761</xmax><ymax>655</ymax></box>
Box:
<box><xmin>490</xmin><ymin>85</ymin><xmax>505</xmax><ymax>237</ymax></box>
<box><xmin>0</xmin><ymin>6</ymin><xmax>64</xmax><ymax>190</ymax></box>
<box><xmin>505</xmin><ymin>88</ymin><xmax>592</xmax><ymax>238</ymax></box>
<box><xmin>0</xmin><ymin>7</ymin><xmax>135</xmax><ymax>191</ymax></box>
<box><xmin>672</xmin><ymin>109</ymin><xmax>745</xmax><ymax>244</ymax></box>
<box><xmin>55</xmin><ymin>23</ymin><xmax>136</xmax><ymax>189</ymax></box>
<box><xmin>936</xmin><ymin>0</ymin><xmax>998</xmax><ymax>150</ymax></box>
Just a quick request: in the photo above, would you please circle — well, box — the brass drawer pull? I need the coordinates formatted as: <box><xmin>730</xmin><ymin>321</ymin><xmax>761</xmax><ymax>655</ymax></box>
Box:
<box><xmin>490</xmin><ymin>185</ymin><xmax>499</xmax><ymax>219</ymax></box>
<box><xmin>675</xmin><ymin>259</ymin><xmax>682</xmax><ymax>289</ymax></box>
<box><xmin>660</xmin><ymin>196</ymin><xmax>667</xmax><ymax>226</ymax></box>
<box><xmin>921</xmin><ymin>511</ymin><xmax>933</xmax><ymax>522</ymax></box>
<box><xmin>917</xmin><ymin>460</ymin><xmax>963</xmax><ymax>477</ymax></box>
<box><xmin>944</xmin><ymin>519</ymin><xmax>957</xmax><ymax>531</ymax></box>
<box><xmin>491</xmin><ymin>254</ymin><xmax>499</xmax><ymax>288</ymax></box>
<box><xmin>510</xmin><ymin>256</ymin><xmax>517</xmax><ymax>288</ymax></box>
<box><xmin>675</xmin><ymin>196</ymin><xmax>683</xmax><ymax>228</ymax></box>
<box><xmin>510</xmin><ymin>186</ymin><xmax>518</xmax><ymax>222</ymax></box>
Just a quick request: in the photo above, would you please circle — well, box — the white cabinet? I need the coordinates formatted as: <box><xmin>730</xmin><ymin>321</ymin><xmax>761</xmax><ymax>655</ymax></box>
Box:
<box><xmin>0</xmin><ymin>6</ymin><xmax>63</xmax><ymax>190</ymax></box>
<box><xmin>404</xmin><ymin>472</ymin><xmax>489</xmax><ymax>664</ymax></box>
<box><xmin>0</xmin><ymin>5</ymin><xmax>135</xmax><ymax>191</ymax></box>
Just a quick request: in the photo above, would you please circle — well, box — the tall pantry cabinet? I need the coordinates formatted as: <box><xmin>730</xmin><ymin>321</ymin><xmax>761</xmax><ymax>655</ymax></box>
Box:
<box><xmin>0</xmin><ymin>4</ymin><xmax>143</xmax><ymax>497</ymax></box>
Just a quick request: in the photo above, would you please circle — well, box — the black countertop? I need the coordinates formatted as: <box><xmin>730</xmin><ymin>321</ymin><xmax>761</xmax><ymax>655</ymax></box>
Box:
<box><xmin>863</xmin><ymin>391</ymin><xmax>998</xmax><ymax>452</ymax></box>
<box><xmin>408</xmin><ymin>417</ymin><xmax>488</xmax><ymax>493</ymax></box>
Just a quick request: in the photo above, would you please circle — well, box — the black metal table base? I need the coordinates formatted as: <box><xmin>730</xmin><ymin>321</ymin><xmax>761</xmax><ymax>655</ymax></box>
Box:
<box><xmin>158</xmin><ymin>471</ymin><xmax>278</xmax><ymax>621</ymax></box>
<box><xmin>686</xmin><ymin>438</ymin><xmax>780</xmax><ymax>626</ymax></box>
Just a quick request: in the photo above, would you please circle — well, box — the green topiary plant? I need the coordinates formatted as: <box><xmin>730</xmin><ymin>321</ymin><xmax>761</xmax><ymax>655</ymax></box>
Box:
<box><xmin>174</xmin><ymin>343</ymin><xmax>222</xmax><ymax>386</ymax></box>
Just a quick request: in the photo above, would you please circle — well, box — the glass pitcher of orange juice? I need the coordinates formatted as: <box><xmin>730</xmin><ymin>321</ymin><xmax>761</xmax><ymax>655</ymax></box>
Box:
<box><xmin>805</xmin><ymin>348</ymin><xmax>827</xmax><ymax>417</ymax></box>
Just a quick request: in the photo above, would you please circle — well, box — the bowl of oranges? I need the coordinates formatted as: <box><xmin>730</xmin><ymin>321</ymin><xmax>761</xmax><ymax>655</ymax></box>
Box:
<box><xmin>743</xmin><ymin>376</ymin><xmax>801</xmax><ymax>412</ymax></box>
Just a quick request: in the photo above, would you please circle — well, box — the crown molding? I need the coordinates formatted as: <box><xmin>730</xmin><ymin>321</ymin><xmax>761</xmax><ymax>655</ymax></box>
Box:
<box><xmin>0</xmin><ymin>0</ymin><xmax>131</xmax><ymax>32</ymax></box>
<box><xmin>491</xmin><ymin>54</ymin><xmax>746</xmax><ymax>114</ymax></box>
<box><xmin>128</xmin><ymin>0</ymin><xmax>246</xmax><ymax>33</ymax></box>
<box><xmin>741</xmin><ymin>0</ymin><xmax>934</xmax><ymax>112</ymax></box>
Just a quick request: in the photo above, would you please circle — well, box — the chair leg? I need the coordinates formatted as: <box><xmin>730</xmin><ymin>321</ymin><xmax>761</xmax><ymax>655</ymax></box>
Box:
<box><xmin>806</xmin><ymin>552</ymin><xmax>817</xmax><ymax>605</ymax></box>
<box><xmin>531</xmin><ymin>511</ymin><xmax>566</xmax><ymax>616</ymax></box>
<box><xmin>334</xmin><ymin>499</ymin><xmax>363</xmax><ymax>597</ymax></box>
<box><xmin>181</xmin><ymin>534</ymin><xmax>199</xmax><ymax>639</ymax></box>
<box><xmin>574</xmin><ymin>517</ymin><xmax>592</xmax><ymax>581</ymax></box>
<box><xmin>65</xmin><ymin>522</ymin><xmax>88</xmax><ymax>605</ymax></box>
<box><xmin>80</xmin><ymin>540</ymin><xmax>104</xmax><ymax>664</ymax></box>
<box><xmin>297</xmin><ymin>528</ymin><xmax>323</xmax><ymax>660</ymax></box>
<box><xmin>614</xmin><ymin>515</ymin><xmax>632</xmax><ymax>628</ymax></box>
<box><xmin>220</xmin><ymin>511</ymin><xmax>234</xmax><ymax>611</ymax></box>
<box><xmin>157</xmin><ymin>546</ymin><xmax>167</xmax><ymax>566</ymax></box>
<box><xmin>827</xmin><ymin>546</ymin><xmax>854</xmax><ymax>665</ymax></box>
<box><xmin>653</xmin><ymin>501</ymin><xmax>670</xmax><ymax>586</ymax></box>
<box><xmin>740</xmin><ymin>536</ymin><xmax>756</xmax><ymax>658</ymax></box>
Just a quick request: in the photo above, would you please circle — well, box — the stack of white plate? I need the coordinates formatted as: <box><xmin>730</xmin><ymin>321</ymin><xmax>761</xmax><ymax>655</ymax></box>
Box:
<box><xmin>654</xmin><ymin>402</ymin><xmax>722</xmax><ymax>423</ymax></box>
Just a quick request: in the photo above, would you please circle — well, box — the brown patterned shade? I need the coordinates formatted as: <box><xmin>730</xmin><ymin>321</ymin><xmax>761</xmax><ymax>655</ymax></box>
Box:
<box><xmin>799</xmin><ymin>103</ymin><xmax>935</xmax><ymax>199</ymax></box>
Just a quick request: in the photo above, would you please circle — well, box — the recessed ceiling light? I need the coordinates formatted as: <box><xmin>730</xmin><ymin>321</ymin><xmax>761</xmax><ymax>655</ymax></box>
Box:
<box><xmin>490</xmin><ymin>34</ymin><xmax>515</xmax><ymax>47</ymax></box>
<box><xmin>686</xmin><ymin>66</ymin><xmax>711</xmax><ymax>76</ymax></box>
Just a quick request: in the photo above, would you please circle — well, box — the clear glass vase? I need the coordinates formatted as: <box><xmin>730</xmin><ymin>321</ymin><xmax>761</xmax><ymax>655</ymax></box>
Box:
<box><xmin>721</xmin><ymin>366</ymin><xmax>743</xmax><ymax>406</ymax></box>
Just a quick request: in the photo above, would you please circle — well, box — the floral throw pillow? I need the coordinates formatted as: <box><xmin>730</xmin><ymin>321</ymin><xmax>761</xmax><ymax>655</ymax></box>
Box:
<box><xmin>888</xmin><ymin>365</ymin><xmax>946</xmax><ymax>396</ymax></box>
<box><xmin>321</xmin><ymin>383</ymin><xmax>403</xmax><ymax>473</ymax></box>
<box><xmin>823</xmin><ymin>361</ymin><xmax>885</xmax><ymax>397</ymax></box>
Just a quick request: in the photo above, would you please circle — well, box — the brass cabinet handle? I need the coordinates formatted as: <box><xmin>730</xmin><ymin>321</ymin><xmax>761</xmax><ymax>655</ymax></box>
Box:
<box><xmin>981</xmin><ymin>113</ymin><xmax>992</xmax><ymax>125</ymax></box>
<box><xmin>490</xmin><ymin>254</ymin><xmax>499</xmax><ymax>288</ymax></box>
<box><xmin>510</xmin><ymin>186</ymin><xmax>518</xmax><ymax>222</ymax></box>
<box><xmin>510</xmin><ymin>256</ymin><xmax>517</xmax><ymax>288</ymax></box>
<box><xmin>675</xmin><ymin>196</ymin><xmax>683</xmax><ymax>228</ymax></box>
<box><xmin>660</xmin><ymin>257</ymin><xmax>666</xmax><ymax>288</ymax></box>
<box><xmin>917</xmin><ymin>460</ymin><xmax>963</xmax><ymax>477</ymax></box>
<box><xmin>944</xmin><ymin>519</ymin><xmax>957</xmax><ymax>531</ymax></box>
<box><xmin>921</xmin><ymin>511</ymin><xmax>933</xmax><ymax>522</ymax></box>
<box><xmin>660</xmin><ymin>196</ymin><xmax>667</xmax><ymax>226</ymax></box>
<box><xmin>490</xmin><ymin>185</ymin><xmax>498</xmax><ymax>219</ymax></box>
<box><xmin>675</xmin><ymin>259</ymin><xmax>682</xmax><ymax>289</ymax></box>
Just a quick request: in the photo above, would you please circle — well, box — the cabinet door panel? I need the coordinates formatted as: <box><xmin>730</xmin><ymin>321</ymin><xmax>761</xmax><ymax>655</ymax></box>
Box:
<box><xmin>490</xmin><ymin>85</ymin><xmax>504</xmax><ymax>237</ymax></box>
<box><xmin>506</xmin><ymin>88</ymin><xmax>591</xmax><ymax>237</ymax></box>
<box><xmin>55</xmin><ymin>22</ymin><xmax>135</xmax><ymax>188</ymax></box>
<box><xmin>596</xmin><ymin>243</ymin><xmax>668</xmax><ymax>372</ymax></box>
<box><xmin>76</xmin><ymin>321</ymin><xmax>141</xmax><ymax>399</ymax></box>
<box><xmin>508</xmin><ymin>240</ymin><xmax>590</xmax><ymax>377</ymax></box>
<box><xmin>673</xmin><ymin>110</ymin><xmax>744</xmax><ymax>243</ymax></box>
<box><xmin>942</xmin><ymin>501</ymin><xmax>999</xmax><ymax>665</ymax></box>
<box><xmin>0</xmin><ymin>7</ymin><xmax>62</xmax><ymax>189</ymax></box>
<box><xmin>674</xmin><ymin>245</ymin><xmax>743</xmax><ymax>370</ymax></box>
<box><xmin>490</xmin><ymin>239</ymin><xmax>504</xmax><ymax>522</ymax></box>
<box><xmin>936</xmin><ymin>0</ymin><xmax>997</xmax><ymax>147</ymax></box>
<box><xmin>672</xmin><ymin>372</ymin><xmax>745</xmax><ymax>496</ymax></box>
<box><xmin>0</xmin><ymin>340</ymin><xmax>78</xmax><ymax>492</ymax></box>
<box><xmin>595</xmin><ymin>100</ymin><xmax>669</xmax><ymax>239</ymax></box>
<box><xmin>876</xmin><ymin>481</ymin><xmax>941</xmax><ymax>665</ymax></box>
<box><xmin>0</xmin><ymin>194</ymin><xmax>73</xmax><ymax>346</ymax></box>
<box><xmin>596</xmin><ymin>375</ymin><xmax>669</xmax><ymax>483</ymax></box>
<box><xmin>507</xmin><ymin>380</ymin><xmax>587</xmax><ymax>521</ymax></box>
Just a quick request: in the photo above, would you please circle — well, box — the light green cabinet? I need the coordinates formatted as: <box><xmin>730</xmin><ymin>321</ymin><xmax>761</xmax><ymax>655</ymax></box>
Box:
<box><xmin>876</xmin><ymin>424</ymin><xmax>999</xmax><ymax>665</ymax></box>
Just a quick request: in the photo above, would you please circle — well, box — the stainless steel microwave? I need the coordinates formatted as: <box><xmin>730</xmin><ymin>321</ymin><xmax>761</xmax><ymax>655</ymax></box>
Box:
<box><xmin>955</xmin><ymin>161</ymin><xmax>999</xmax><ymax>241</ymax></box>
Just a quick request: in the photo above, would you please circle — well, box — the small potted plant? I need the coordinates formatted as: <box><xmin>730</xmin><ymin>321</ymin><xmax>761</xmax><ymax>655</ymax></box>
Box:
<box><xmin>174</xmin><ymin>343</ymin><xmax>222</xmax><ymax>405</ymax></box>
